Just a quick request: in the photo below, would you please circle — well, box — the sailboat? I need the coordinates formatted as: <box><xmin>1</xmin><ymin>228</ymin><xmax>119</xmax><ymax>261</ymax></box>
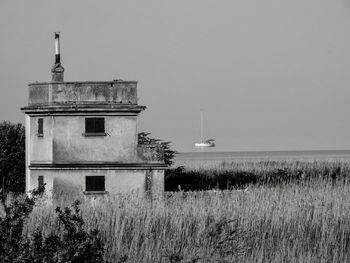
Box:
<box><xmin>194</xmin><ymin>110</ymin><xmax>215</xmax><ymax>148</ymax></box>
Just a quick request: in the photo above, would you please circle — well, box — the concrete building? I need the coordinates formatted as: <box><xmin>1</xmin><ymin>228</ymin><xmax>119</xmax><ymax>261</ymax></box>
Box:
<box><xmin>21</xmin><ymin>33</ymin><xmax>166</xmax><ymax>197</ymax></box>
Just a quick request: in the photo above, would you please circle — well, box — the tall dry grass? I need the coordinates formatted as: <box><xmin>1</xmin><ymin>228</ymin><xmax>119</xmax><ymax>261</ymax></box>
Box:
<box><xmin>175</xmin><ymin>157</ymin><xmax>350</xmax><ymax>172</ymax></box>
<box><xmin>25</xmin><ymin>174</ymin><xmax>350</xmax><ymax>262</ymax></box>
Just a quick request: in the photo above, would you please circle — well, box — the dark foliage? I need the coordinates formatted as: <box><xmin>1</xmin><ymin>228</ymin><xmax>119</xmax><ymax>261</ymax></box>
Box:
<box><xmin>165</xmin><ymin>163</ymin><xmax>349</xmax><ymax>191</ymax></box>
<box><xmin>17</xmin><ymin>200</ymin><xmax>107</xmax><ymax>263</ymax></box>
<box><xmin>0</xmin><ymin>185</ymin><xmax>45</xmax><ymax>263</ymax></box>
<box><xmin>0</xmin><ymin>187</ymin><xmax>107</xmax><ymax>263</ymax></box>
<box><xmin>138</xmin><ymin>132</ymin><xmax>176</xmax><ymax>166</ymax></box>
<box><xmin>165</xmin><ymin>167</ymin><xmax>257</xmax><ymax>191</ymax></box>
<box><xmin>0</xmin><ymin>121</ymin><xmax>25</xmax><ymax>193</ymax></box>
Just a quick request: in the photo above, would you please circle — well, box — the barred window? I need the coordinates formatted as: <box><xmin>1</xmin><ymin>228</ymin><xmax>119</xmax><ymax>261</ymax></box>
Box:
<box><xmin>85</xmin><ymin>176</ymin><xmax>105</xmax><ymax>192</ymax></box>
<box><xmin>85</xmin><ymin>118</ymin><xmax>105</xmax><ymax>134</ymax></box>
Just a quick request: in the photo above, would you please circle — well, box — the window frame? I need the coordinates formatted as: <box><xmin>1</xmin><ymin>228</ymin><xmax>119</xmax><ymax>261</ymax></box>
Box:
<box><xmin>84</xmin><ymin>176</ymin><xmax>107</xmax><ymax>194</ymax></box>
<box><xmin>83</xmin><ymin>117</ymin><xmax>106</xmax><ymax>137</ymax></box>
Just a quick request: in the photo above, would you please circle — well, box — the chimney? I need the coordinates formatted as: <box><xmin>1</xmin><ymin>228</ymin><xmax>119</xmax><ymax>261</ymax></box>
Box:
<box><xmin>51</xmin><ymin>32</ymin><xmax>64</xmax><ymax>82</ymax></box>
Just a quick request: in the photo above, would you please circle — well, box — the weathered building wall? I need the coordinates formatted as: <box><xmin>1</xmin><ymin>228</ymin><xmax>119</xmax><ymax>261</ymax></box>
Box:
<box><xmin>52</xmin><ymin>115</ymin><xmax>138</xmax><ymax>163</ymax></box>
<box><xmin>151</xmin><ymin>170</ymin><xmax>165</xmax><ymax>197</ymax></box>
<box><xmin>29</xmin><ymin>169</ymin><xmax>165</xmax><ymax>197</ymax></box>
<box><xmin>28</xmin><ymin>81</ymin><xmax>138</xmax><ymax>105</ymax></box>
<box><xmin>28</xmin><ymin>115</ymin><xmax>166</xmax><ymax>164</ymax></box>
<box><xmin>30</xmin><ymin>116</ymin><xmax>53</xmax><ymax>162</ymax></box>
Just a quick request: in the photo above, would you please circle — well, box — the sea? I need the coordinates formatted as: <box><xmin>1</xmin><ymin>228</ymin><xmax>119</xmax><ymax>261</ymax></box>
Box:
<box><xmin>174</xmin><ymin>150</ymin><xmax>350</xmax><ymax>168</ymax></box>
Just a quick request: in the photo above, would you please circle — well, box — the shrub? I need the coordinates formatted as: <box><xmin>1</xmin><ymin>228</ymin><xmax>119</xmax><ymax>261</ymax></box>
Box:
<box><xmin>0</xmin><ymin>187</ymin><xmax>108</xmax><ymax>263</ymax></box>
<box><xmin>0</xmin><ymin>186</ymin><xmax>44</xmax><ymax>262</ymax></box>
<box><xmin>17</xmin><ymin>200</ymin><xmax>107</xmax><ymax>263</ymax></box>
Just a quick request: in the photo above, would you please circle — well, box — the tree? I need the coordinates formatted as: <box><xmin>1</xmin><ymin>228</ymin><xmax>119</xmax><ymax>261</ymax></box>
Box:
<box><xmin>0</xmin><ymin>121</ymin><xmax>25</xmax><ymax>193</ymax></box>
<box><xmin>138</xmin><ymin>132</ymin><xmax>176</xmax><ymax>166</ymax></box>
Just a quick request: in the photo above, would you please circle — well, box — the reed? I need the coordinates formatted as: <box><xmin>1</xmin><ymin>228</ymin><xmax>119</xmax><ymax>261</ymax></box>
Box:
<box><xmin>23</xmin><ymin>170</ymin><xmax>350</xmax><ymax>262</ymax></box>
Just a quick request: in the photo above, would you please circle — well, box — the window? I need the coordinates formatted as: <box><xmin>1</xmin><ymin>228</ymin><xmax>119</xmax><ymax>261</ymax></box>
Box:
<box><xmin>84</xmin><ymin>118</ymin><xmax>105</xmax><ymax>136</ymax></box>
<box><xmin>85</xmin><ymin>176</ymin><xmax>105</xmax><ymax>192</ymax></box>
<box><xmin>38</xmin><ymin>176</ymin><xmax>44</xmax><ymax>188</ymax></box>
<box><xmin>37</xmin><ymin>118</ymin><xmax>43</xmax><ymax>137</ymax></box>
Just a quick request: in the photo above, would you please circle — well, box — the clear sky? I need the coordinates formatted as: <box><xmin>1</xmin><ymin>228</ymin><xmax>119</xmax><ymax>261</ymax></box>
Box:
<box><xmin>1</xmin><ymin>0</ymin><xmax>350</xmax><ymax>152</ymax></box>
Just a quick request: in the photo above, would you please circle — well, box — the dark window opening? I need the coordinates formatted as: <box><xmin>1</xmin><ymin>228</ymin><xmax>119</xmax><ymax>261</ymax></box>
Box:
<box><xmin>85</xmin><ymin>118</ymin><xmax>105</xmax><ymax>134</ymax></box>
<box><xmin>38</xmin><ymin>118</ymin><xmax>43</xmax><ymax>136</ymax></box>
<box><xmin>86</xmin><ymin>176</ymin><xmax>105</xmax><ymax>192</ymax></box>
<box><xmin>38</xmin><ymin>176</ymin><xmax>44</xmax><ymax>188</ymax></box>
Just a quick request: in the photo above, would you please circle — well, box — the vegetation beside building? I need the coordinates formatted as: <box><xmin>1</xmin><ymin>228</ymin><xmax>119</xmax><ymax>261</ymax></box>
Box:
<box><xmin>0</xmin><ymin>186</ymin><xmax>108</xmax><ymax>263</ymax></box>
<box><xmin>2</xmin><ymin>122</ymin><xmax>350</xmax><ymax>261</ymax></box>
<box><xmin>0</xmin><ymin>121</ymin><xmax>25</xmax><ymax>194</ymax></box>
<box><xmin>20</xmin><ymin>174</ymin><xmax>350</xmax><ymax>262</ymax></box>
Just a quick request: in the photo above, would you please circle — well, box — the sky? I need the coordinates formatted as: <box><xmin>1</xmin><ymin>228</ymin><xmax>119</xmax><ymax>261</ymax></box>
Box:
<box><xmin>1</xmin><ymin>0</ymin><xmax>350</xmax><ymax>152</ymax></box>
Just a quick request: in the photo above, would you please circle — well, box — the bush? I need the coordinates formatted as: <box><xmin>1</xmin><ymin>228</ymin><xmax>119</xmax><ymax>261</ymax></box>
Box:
<box><xmin>0</xmin><ymin>187</ymin><xmax>108</xmax><ymax>263</ymax></box>
<box><xmin>0</xmin><ymin>186</ymin><xmax>44</xmax><ymax>262</ymax></box>
<box><xmin>17</xmin><ymin>200</ymin><xmax>107</xmax><ymax>263</ymax></box>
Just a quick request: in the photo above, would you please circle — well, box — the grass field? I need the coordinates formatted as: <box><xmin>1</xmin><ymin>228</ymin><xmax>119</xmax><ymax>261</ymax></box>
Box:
<box><xmin>21</xmin><ymin>159</ymin><xmax>350</xmax><ymax>262</ymax></box>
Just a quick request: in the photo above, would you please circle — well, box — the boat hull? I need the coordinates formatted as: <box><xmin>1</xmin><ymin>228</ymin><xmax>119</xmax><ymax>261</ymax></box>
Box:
<box><xmin>194</xmin><ymin>142</ymin><xmax>215</xmax><ymax>147</ymax></box>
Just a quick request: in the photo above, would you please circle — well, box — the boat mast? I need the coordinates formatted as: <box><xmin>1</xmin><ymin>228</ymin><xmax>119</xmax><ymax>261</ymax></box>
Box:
<box><xmin>200</xmin><ymin>109</ymin><xmax>204</xmax><ymax>142</ymax></box>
